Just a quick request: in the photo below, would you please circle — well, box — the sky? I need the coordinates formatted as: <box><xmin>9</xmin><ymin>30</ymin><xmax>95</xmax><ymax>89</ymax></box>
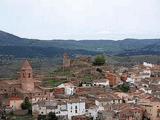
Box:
<box><xmin>0</xmin><ymin>0</ymin><xmax>160</xmax><ymax>40</ymax></box>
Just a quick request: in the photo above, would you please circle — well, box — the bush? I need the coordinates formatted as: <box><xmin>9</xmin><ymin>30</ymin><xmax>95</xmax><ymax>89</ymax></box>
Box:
<box><xmin>47</xmin><ymin>112</ymin><xmax>58</xmax><ymax>120</ymax></box>
<box><xmin>79</xmin><ymin>82</ymin><xmax>83</xmax><ymax>87</ymax></box>
<box><xmin>38</xmin><ymin>115</ymin><xmax>46</xmax><ymax>120</ymax></box>
<box><xmin>21</xmin><ymin>97</ymin><xmax>32</xmax><ymax>110</ymax></box>
<box><xmin>93</xmin><ymin>55</ymin><xmax>106</xmax><ymax>66</ymax></box>
<box><xmin>119</xmin><ymin>83</ymin><xmax>130</xmax><ymax>92</ymax></box>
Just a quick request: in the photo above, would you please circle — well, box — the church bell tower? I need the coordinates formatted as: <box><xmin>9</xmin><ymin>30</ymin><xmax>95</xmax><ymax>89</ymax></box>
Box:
<box><xmin>20</xmin><ymin>60</ymin><xmax>34</xmax><ymax>91</ymax></box>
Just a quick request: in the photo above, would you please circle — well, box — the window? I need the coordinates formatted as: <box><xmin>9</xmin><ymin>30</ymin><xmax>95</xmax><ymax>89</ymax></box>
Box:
<box><xmin>75</xmin><ymin>106</ymin><xmax>77</xmax><ymax>109</ymax></box>
<box><xmin>23</xmin><ymin>73</ymin><xmax>25</xmax><ymax>78</ymax></box>
<box><xmin>28</xmin><ymin>73</ymin><xmax>31</xmax><ymax>78</ymax></box>
<box><xmin>157</xmin><ymin>111</ymin><xmax>160</xmax><ymax>117</ymax></box>
<box><xmin>75</xmin><ymin>110</ymin><xmax>78</xmax><ymax>113</ymax></box>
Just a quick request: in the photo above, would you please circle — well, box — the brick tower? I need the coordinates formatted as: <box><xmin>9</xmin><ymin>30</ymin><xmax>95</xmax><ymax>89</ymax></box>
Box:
<box><xmin>20</xmin><ymin>60</ymin><xmax>35</xmax><ymax>91</ymax></box>
<box><xmin>106</xmin><ymin>72</ymin><xmax>117</xmax><ymax>87</ymax></box>
<box><xmin>63</xmin><ymin>53</ymin><xmax>71</xmax><ymax>68</ymax></box>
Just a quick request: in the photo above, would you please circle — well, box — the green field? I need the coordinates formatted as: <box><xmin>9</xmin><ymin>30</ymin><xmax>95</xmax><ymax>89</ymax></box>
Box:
<box><xmin>82</xmin><ymin>74</ymin><xmax>93</xmax><ymax>82</ymax></box>
<box><xmin>48</xmin><ymin>79</ymin><xmax>64</xmax><ymax>87</ymax></box>
<box><xmin>8</xmin><ymin>115</ymin><xmax>34</xmax><ymax>120</ymax></box>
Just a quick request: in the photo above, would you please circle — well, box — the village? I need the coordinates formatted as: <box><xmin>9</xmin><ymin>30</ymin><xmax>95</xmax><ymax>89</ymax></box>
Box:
<box><xmin>0</xmin><ymin>53</ymin><xmax>160</xmax><ymax>120</ymax></box>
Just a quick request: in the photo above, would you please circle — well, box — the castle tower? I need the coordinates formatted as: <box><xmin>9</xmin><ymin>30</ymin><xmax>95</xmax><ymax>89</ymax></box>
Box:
<box><xmin>106</xmin><ymin>72</ymin><xmax>117</xmax><ymax>87</ymax></box>
<box><xmin>63</xmin><ymin>53</ymin><xmax>71</xmax><ymax>68</ymax></box>
<box><xmin>20</xmin><ymin>60</ymin><xmax>35</xmax><ymax>91</ymax></box>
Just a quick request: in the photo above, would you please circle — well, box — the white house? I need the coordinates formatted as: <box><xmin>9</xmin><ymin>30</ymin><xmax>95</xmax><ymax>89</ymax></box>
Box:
<box><xmin>143</xmin><ymin>62</ymin><xmax>153</xmax><ymax>68</ymax></box>
<box><xmin>55</xmin><ymin>102</ymin><xmax>68</xmax><ymax>117</ymax></box>
<box><xmin>93</xmin><ymin>79</ymin><xmax>109</xmax><ymax>87</ymax></box>
<box><xmin>86</xmin><ymin>105</ymin><xmax>103</xmax><ymax>120</ymax></box>
<box><xmin>95</xmin><ymin>97</ymin><xmax>122</xmax><ymax>107</ymax></box>
<box><xmin>82</xmin><ymin>83</ymin><xmax>92</xmax><ymax>87</ymax></box>
<box><xmin>67</xmin><ymin>99</ymin><xmax>86</xmax><ymax>120</ymax></box>
<box><xmin>126</xmin><ymin>77</ymin><xmax>135</xmax><ymax>84</ymax></box>
<box><xmin>57</xmin><ymin>83</ymin><xmax>75</xmax><ymax>95</ymax></box>
<box><xmin>32</xmin><ymin>99</ymin><xmax>86</xmax><ymax>120</ymax></box>
<box><xmin>32</xmin><ymin>100</ymin><xmax>57</xmax><ymax>115</ymax></box>
<box><xmin>140</xmin><ymin>69</ymin><xmax>151</xmax><ymax>79</ymax></box>
<box><xmin>139</xmin><ymin>88</ymin><xmax>152</xmax><ymax>94</ymax></box>
<box><xmin>31</xmin><ymin>93</ymin><xmax>52</xmax><ymax>104</ymax></box>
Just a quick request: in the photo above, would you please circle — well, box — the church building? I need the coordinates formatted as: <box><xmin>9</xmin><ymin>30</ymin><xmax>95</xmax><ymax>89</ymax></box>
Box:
<box><xmin>0</xmin><ymin>60</ymin><xmax>49</xmax><ymax>101</ymax></box>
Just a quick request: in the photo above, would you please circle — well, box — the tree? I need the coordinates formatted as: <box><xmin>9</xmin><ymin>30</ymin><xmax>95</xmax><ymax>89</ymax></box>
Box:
<box><xmin>119</xmin><ymin>83</ymin><xmax>130</xmax><ymax>93</ymax></box>
<box><xmin>38</xmin><ymin>114</ymin><xmax>46</xmax><ymax>120</ymax></box>
<box><xmin>47</xmin><ymin>112</ymin><xmax>58</xmax><ymax>120</ymax></box>
<box><xmin>79</xmin><ymin>82</ymin><xmax>83</xmax><ymax>87</ymax></box>
<box><xmin>93</xmin><ymin>55</ymin><xmax>106</xmax><ymax>66</ymax></box>
<box><xmin>96</xmin><ymin>68</ymin><xmax>103</xmax><ymax>73</ymax></box>
<box><xmin>21</xmin><ymin>97</ymin><xmax>32</xmax><ymax>111</ymax></box>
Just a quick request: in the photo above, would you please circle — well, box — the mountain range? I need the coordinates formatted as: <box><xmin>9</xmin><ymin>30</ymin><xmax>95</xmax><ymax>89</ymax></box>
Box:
<box><xmin>0</xmin><ymin>30</ymin><xmax>160</xmax><ymax>58</ymax></box>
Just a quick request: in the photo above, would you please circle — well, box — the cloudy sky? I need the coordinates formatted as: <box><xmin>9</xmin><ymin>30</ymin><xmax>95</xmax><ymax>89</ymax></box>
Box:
<box><xmin>0</xmin><ymin>0</ymin><xmax>160</xmax><ymax>40</ymax></box>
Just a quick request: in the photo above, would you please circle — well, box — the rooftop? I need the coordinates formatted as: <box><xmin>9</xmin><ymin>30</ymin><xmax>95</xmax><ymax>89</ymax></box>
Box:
<box><xmin>21</xmin><ymin>60</ymin><xmax>32</xmax><ymax>70</ymax></box>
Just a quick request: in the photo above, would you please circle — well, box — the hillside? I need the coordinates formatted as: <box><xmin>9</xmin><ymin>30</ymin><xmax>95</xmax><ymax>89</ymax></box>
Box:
<box><xmin>0</xmin><ymin>30</ymin><xmax>160</xmax><ymax>57</ymax></box>
<box><xmin>0</xmin><ymin>46</ymin><xmax>98</xmax><ymax>58</ymax></box>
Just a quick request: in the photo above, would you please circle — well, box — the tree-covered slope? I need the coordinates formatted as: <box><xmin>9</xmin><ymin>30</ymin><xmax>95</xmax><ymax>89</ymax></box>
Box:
<box><xmin>0</xmin><ymin>30</ymin><xmax>160</xmax><ymax>57</ymax></box>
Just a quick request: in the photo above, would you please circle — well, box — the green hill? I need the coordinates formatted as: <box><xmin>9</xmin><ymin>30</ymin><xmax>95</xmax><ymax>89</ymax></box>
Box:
<box><xmin>0</xmin><ymin>30</ymin><xmax>160</xmax><ymax>57</ymax></box>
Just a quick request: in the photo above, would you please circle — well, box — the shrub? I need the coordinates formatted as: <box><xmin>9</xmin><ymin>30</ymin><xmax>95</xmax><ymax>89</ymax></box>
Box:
<box><xmin>21</xmin><ymin>97</ymin><xmax>32</xmax><ymax>110</ymax></box>
<box><xmin>47</xmin><ymin>112</ymin><xmax>58</xmax><ymax>120</ymax></box>
<box><xmin>119</xmin><ymin>83</ymin><xmax>130</xmax><ymax>92</ymax></box>
<box><xmin>93</xmin><ymin>55</ymin><xmax>106</xmax><ymax>66</ymax></box>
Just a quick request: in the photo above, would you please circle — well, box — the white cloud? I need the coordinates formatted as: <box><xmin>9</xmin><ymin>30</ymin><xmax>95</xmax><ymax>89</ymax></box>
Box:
<box><xmin>0</xmin><ymin>0</ymin><xmax>160</xmax><ymax>39</ymax></box>
<box><xmin>96</xmin><ymin>31</ymin><xmax>112</xmax><ymax>35</ymax></box>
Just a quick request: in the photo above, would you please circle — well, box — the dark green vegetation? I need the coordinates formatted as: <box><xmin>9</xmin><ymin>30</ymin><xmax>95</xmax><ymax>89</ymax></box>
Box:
<box><xmin>43</xmin><ymin>79</ymin><xmax>65</xmax><ymax>87</ymax></box>
<box><xmin>118</xmin><ymin>83</ymin><xmax>130</xmax><ymax>93</ymax></box>
<box><xmin>9</xmin><ymin>115</ymin><xmax>34</xmax><ymax>120</ymax></box>
<box><xmin>38</xmin><ymin>112</ymin><xmax>58</xmax><ymax>120</ymax></box>
<box><xmin>82</xmin><ymin>74</ymin><xmax>93</xmax><ymax>82</ymax></box>
<box><xmin>48</xmin><ymin>79</ymin><xmax>62</xmax><ymax>87</ymax></box>
<box><xmin>1</xmin><ymin>30</ymin><xmax>160</xmax><ymax>58</ymax></box>
<box><xmin>93</xmin><ymin>55</ymin><xmax>106</xmax><ymax>66</ymax></box>
<box><xmin>21</xmin><ymin>97</ymin><xmax>32</xmax><ymax>112</ymax></box>
<box><xmin>47</xmin><ymin>112</ymin><xmax>58</xmax><ymax>120</ymax></box>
